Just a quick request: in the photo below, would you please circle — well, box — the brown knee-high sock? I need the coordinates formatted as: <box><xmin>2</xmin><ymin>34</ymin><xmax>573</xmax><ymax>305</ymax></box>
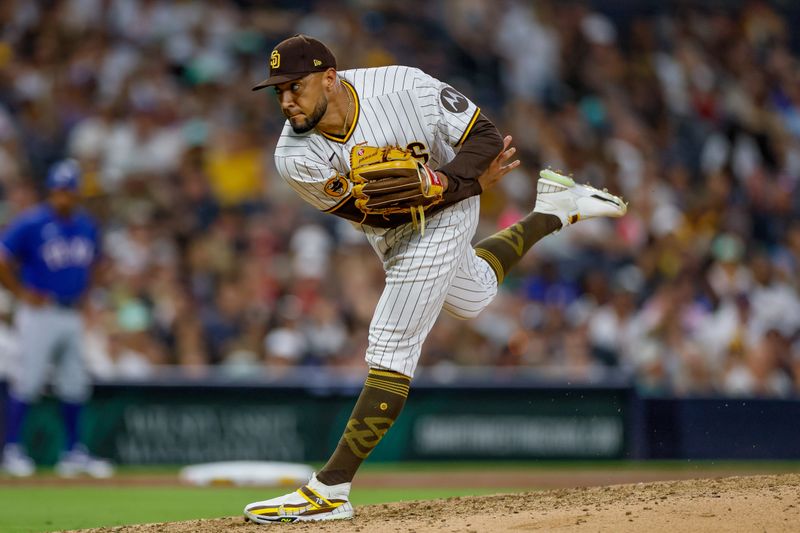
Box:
<box><xmin>474</xmin><ymin>213</ymin><xmax>562</xmax><ymax>284</ymax></box>
<box><xmin>316</xmin><ymin>368</ymin><xmax>411</xmax><ymax>485</ymax></box>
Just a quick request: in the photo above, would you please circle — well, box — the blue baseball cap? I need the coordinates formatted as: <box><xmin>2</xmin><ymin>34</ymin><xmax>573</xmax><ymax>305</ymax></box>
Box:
<box><xmin>46</xmin><ymin>159</ymin><xmax>81</xmax><ymax>192</ymax></box>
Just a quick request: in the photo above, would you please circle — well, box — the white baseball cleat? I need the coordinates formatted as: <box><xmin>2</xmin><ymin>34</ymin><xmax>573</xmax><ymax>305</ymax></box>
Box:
<box><xmin>55</xmin><ymin>445</ymin><xmax>114</xmax><ymax>479</ymax></box>
<box><xmin>534</xmin><ymin>169</ymin><xmax>627</xmax><ymax>226</ymax></box>
<box><xmin>1</xmin><ymin>444</ymin><xmax>35</xmax><ymax>477</ymax></box>
<box><xmin>244</xmin><ymin>473</ymin><xmax>354</xmax><ymax>524</ymax></box>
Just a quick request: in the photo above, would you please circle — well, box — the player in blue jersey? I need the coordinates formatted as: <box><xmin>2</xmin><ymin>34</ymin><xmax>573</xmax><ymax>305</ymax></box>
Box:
<box><xmin>0</xmin><ymin>160</ymin><xmax>113</xmax><ymax>478</ymax></box>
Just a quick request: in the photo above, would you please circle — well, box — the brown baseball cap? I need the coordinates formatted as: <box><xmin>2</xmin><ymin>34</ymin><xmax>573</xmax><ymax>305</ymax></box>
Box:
<box><xmin>252</xmin><ymin>35</ymin><xmax>337</xmax><ymax>91</ymax></box>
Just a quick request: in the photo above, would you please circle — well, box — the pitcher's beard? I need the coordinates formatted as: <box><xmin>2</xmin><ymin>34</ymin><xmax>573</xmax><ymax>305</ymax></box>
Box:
<box><xmin>289</xmin><ymin>98</ymin><xmax>328</xmax><ymax>133</ymax></box>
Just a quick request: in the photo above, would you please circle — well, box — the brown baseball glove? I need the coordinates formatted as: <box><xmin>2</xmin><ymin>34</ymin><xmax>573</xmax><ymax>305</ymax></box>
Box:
<box><xmin>349</xmin><ymin>144</ymin><xmax>445</xmax><ymax>233</ymax></box>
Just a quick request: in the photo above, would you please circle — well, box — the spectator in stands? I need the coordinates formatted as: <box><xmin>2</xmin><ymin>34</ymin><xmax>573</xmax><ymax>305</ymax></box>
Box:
<box><xmin>0</xmin><ymin>0</ymin><xmax>797</xmax><ymax>398</ymax></box>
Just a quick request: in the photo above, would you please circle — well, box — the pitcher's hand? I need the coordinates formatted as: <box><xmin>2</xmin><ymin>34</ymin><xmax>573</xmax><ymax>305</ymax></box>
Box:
<box><xmin>478</xmin><ymin>135</ymin><xmax>520</xmax><ymax>191</ymax></box>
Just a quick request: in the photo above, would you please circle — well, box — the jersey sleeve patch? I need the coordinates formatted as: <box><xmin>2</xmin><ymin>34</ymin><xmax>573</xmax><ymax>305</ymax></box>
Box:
<box><xmin>439</xmin><ymin>86</ymin><xmax>470</xmax><ymax>114</ymax></box>
<box><xmin>274</xmin><ymin>146</ymin><xmax>351</xmax><ymax>212</ymax></box>
<box><xmin>323</xmin><ymin>174</ymin><xmax>349</xmax><ymax>198</ymax></box>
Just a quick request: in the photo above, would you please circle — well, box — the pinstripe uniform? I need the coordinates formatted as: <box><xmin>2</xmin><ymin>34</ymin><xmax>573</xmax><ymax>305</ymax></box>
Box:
<box><xmin>274</xmin><ymin>66</ymin><xmax>497</xmax><ymax>377</ymax></box>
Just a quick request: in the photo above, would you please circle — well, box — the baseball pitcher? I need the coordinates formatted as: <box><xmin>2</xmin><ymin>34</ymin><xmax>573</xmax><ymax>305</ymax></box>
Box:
<box><xmin>0</xmin><ymin>160</ymin><xmax>112</xmax><ymax>478</ymax></box>
<box><xmin>244</xmin><ymin>35</ymin><xmax>626</xmax><ymax>523</ymax></box>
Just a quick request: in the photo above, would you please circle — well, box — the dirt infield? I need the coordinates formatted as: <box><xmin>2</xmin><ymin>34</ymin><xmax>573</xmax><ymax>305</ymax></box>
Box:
<box><xmin>72</xmin><ymin>473</ymin><xmax>800</xmax><ymax>532</ymax></box>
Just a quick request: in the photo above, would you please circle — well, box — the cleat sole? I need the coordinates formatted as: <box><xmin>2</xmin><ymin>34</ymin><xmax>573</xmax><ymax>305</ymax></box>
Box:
<box><xmin>539</xmin><ymin>169</ymin><xmax>575</xmax><ymax>187</ymax></box>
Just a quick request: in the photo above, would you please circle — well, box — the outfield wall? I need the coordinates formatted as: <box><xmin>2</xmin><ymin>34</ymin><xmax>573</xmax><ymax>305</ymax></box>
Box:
<box><xmin>1</xmin><ymin>376</ymin><xmax>799</xmax><ymax>464</ymax></box>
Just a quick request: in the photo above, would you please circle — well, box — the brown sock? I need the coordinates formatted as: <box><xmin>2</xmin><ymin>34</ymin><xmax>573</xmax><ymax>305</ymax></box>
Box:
<box><xmin>316</xmin><ymin>368</ymin><xmax>410</xmax><ymax>485</ymax></box>
<box><xmin>474</xmin><ymin>213</ymin><xmax>561</xmax><ymax>284</ymax></box>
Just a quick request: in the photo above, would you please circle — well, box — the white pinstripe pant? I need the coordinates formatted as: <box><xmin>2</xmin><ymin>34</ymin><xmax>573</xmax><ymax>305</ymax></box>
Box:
<box><xmin>362</xmin><ymin>196</ymin><xmax>498</xmax><ymax>377</ymax></box>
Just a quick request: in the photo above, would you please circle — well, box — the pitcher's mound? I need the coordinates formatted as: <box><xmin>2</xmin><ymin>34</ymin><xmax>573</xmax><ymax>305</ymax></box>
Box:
<box><xmin>75</xmin><ymin>473</ymin><xmax>800</xmax><ymax>532</ymax></box>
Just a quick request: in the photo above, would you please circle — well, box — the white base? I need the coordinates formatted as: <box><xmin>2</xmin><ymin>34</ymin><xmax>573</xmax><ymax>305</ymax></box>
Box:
<box><xmin>179</xmin><ymin>461</ymin><xmax>313</xmax><ymax>487</ymax></box>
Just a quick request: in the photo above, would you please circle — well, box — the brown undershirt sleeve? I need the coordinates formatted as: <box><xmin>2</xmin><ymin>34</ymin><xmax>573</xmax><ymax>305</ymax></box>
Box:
<box><xmin>436</xmin><ymin>113</ymin><xmax>504</xmax><ymax>203</ymax></box>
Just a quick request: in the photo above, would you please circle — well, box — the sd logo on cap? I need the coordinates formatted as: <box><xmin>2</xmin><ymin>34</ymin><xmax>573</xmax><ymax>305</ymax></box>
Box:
<box><xmin>252</xmin><ymin>34</ymin><xmax>336</xmax><ymax>91</ymax></box>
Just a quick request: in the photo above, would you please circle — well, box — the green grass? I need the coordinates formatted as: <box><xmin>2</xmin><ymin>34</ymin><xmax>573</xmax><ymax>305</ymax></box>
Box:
<box><xmin>0</xmin><ymin>486</ymin><xmax>510</xmax><ymax>533</ymax></box>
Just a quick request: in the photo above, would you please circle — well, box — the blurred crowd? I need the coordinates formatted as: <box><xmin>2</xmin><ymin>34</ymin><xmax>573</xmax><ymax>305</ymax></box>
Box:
<box><xmin>0</xmin><ymin>0</ymin><xmax>799</xmax><ymax>397</ymax></box>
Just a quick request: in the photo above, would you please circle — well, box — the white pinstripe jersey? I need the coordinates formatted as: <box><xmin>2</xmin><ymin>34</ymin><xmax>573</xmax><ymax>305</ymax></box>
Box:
<box><xmin>273</xmin><ymin>66</ymin><xmax>480</xmax><ymax>222</ymax></box>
